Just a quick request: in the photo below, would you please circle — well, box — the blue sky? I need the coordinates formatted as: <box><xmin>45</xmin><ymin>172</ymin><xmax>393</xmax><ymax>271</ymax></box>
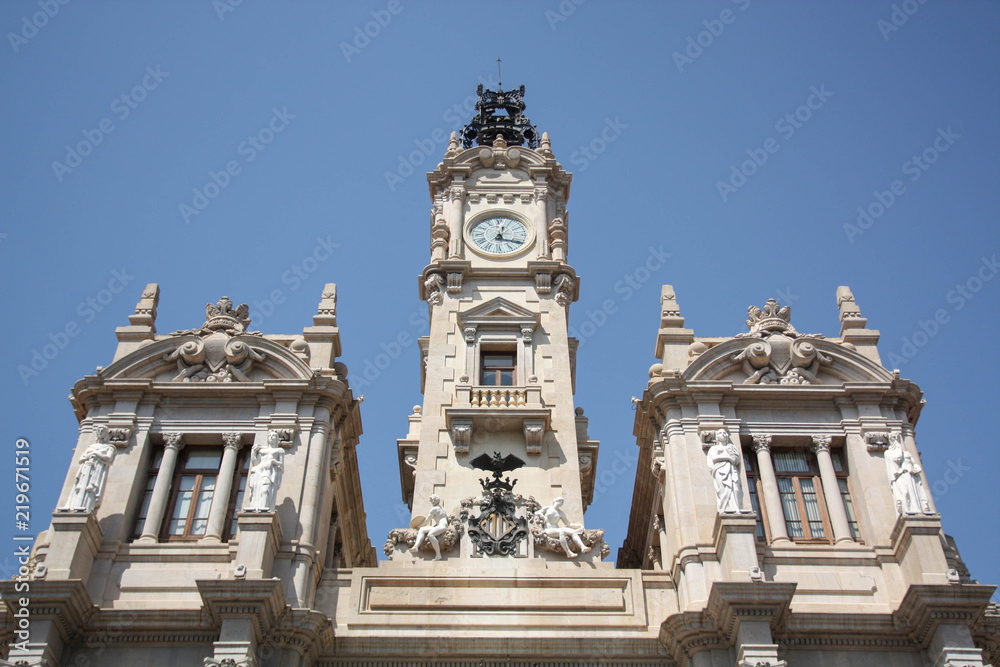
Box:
<box><xmin>1</xmin><ymin>1</ymin><xmax>998</xmax><ymax>597</ymax></box>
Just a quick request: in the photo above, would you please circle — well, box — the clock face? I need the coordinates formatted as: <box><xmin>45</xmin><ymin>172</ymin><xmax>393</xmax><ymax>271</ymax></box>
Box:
<box><xmin>469</xmin><ymin>216</ymin><xmax>529</xmax><ymax>255</ymax></box>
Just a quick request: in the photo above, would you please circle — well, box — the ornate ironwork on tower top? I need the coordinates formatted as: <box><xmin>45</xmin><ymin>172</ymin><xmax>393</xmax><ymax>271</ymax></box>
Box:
<box><xmin>462</xmin><ymin>84</ymin><xmax>539</xmax><ymax>149</ymax></box>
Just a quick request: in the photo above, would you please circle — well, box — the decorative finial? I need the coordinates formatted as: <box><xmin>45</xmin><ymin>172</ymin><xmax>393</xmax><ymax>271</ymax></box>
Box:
<box><xmin>836</xmin><ymin>285</ymin><xmax>868</xmax><ymax>334</ymax></box>
<box><xmin>539</xmin><ymin>132</ymin><xmax>552</xmax><ymax>156</ymax></box>
<box><xmin>462</xmin><ymin>83</ymin><xmax>538</xmax><ymax>149</ymax></box>
<box><xmin>203</xmin><ymin>296</ymin><xmax>251</xmax><ymax>333</ymax></box>
<box><xmin>497</xmin><ymin>57</ymin><xmax>502</xmax><ymax>89</ymax></box>
<box><xmin>314</xmin><ymin>283</ymin><xmax>337</xmax><ymax>327</ymax></box>
<box><xmin>745</xmin><ymin>298</ymin><xmax>795</xmax><ymax>335</ymax></box>
<box><xmin>446</xmin><ymin>131</ymin><xmax>460</xmax><ymax>156</ymax></box>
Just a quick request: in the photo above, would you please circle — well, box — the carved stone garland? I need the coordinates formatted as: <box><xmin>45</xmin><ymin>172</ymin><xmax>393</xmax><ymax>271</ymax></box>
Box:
<box><xmin>383</xmin><ymin>515</ymin><xmax>464</xmax><ymax>558</ymax></box>
<box><xmin>528</xmin><ymin>512</ymin><xmax>610</xmax><ymax>560</ymax></box>
<box><xmin>204</xmin><ymin>659</ymin><xmax>255</xmax><ymax>667</ymax></box>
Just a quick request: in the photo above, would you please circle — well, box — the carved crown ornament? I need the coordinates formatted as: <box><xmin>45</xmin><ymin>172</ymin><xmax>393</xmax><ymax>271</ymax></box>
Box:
<box><xmin>163</xmin><ymin>296</ymin><xmax>267</xmax><ymax>382</ymax></box>
<box><xmin>730</xmin><ymin>299</ymin><xmax>830</xmax><ymax>385</ymax></box>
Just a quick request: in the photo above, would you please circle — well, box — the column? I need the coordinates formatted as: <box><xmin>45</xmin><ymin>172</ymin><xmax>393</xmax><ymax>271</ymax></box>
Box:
<box><xmin>448</xmin><ymin>185</ymin><xmax>464</xmax><ymax>258</ymax></box>
<box><xmin>204</xmin><ymin>432</ymin><xmax>244</xmax><ymax>542</ymax></box>
<box><xmin>292</xmin><ymin>415</ymin><xmax>331</xmax><ymax>607</ymax></box>
<box><xmin>811</xmin><ymin>435</ymin><xmax>853</xmax><ymax>543</ymax></box>
<box><xmin>751</xmin><ymin>435</ymin><xmax>789</xmax><ymax>543</ymax></box>
<box><xmin>139</xmin><ymin>432</ymin><xmax>183</xmax><ymax>542</ymax></box>
<box><xmin>534</xmin><ymin>187</ymin><xmax>550</xmax><ymax>258</ymax></box>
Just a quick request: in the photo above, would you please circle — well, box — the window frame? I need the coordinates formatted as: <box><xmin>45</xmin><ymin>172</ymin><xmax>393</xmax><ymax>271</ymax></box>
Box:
<box><xmin>743</xmin><ymin>445</ymin><xmax>859</xmax><ymax>545</ymax></box>
<box><xmin>161</xmin><ymin>447</ymin><xmax>221</xmax><ymax>541</ymax></box>
<box><xmin>480</xmin><ymin>350</ymin><xmax>517</xmax><ymax>386</ymax></box>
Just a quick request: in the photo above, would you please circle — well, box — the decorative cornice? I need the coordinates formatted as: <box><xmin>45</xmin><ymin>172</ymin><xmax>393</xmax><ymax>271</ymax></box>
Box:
<box><xmin>893</xmin><ymin>583</ymin><xmax>996</xmax><ymax>647</ymax></box>
<box><xmin>0</xmin><ymin>579</ymin><xmax>95</xmax><ymax>647</ymax></box>
<box><xmin>196</xmin><ymin>579</ymin><xmax>287</xmax><ymax>641</ymax></box>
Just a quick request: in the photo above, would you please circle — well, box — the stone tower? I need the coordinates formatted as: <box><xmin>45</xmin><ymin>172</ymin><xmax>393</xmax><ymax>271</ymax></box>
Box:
<box><xmin>386</xmin><ymin>84</ymin><xmax>605</xmax><ymax>562</ymax></box>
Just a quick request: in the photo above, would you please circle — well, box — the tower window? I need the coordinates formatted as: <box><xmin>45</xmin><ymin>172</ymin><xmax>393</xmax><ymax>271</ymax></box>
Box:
<box><xmin>163</xmin><ymin>448</ymin><xmax>221</xmax><ymax>539</ymax></box>
<box><xmin>743</xmin><ymin>447</ymin><xmax>859</xmax><ymax>544</ymax></box>
<box><xmin>481</xmin><ymin>351</ymin><xmax>516</xmax><ymax>386</ymax></box>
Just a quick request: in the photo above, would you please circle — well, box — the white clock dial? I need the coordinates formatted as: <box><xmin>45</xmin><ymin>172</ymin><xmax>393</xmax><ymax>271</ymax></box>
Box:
<box><xmin>470</xmin><ymin>216</ymin><xmax>529</xmax><ymax>255</ymax></box>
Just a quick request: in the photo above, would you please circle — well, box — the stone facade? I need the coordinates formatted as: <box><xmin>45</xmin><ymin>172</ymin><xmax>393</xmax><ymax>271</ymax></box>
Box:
<box><xmin>620</xmin><ymin>287</ymin><xmax>999</xmax><ymax>666</ymax></box>
<box><xmin>0</xmin><ymin>86</ymin><xmax>996</xmax><ymax>667</ymax></box>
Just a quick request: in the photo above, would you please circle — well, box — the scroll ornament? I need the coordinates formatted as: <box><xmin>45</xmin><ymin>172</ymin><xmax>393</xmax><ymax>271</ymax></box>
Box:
<box><xmin>730</xmin><ymin>299</ymin><xmax>831</xmax><ymax>385</ymax></box>
<box><xmin>164</xmin><ymin>297</ymin><xmax>266</xmax><ymax>382</ymax></box>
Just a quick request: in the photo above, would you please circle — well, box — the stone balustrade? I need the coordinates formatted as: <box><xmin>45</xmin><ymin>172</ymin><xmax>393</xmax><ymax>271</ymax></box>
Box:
<box><xmin>458</xmin><ymin>385</ymin><xmax>543</xmax><ymax>408</ymax></box>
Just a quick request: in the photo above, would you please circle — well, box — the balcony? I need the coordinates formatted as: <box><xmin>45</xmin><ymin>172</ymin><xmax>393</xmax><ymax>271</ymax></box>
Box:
<box><xmin>446</xmin><ymin>384</ymin><xmax>551</xmax><ymax>456</ymax></box>
<box><xmin>463</xmin><ymin>385</ymin><xmax>538</xmax><ymax>408</ymax></box>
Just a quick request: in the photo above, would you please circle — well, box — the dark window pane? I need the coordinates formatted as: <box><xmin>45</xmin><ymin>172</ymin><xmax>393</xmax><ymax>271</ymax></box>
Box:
<box><xmin>483</xmin><ymin>353</ymin><xmax>514</xmax><ymax>367</ymax></box>
<box><xmin>774</xmin><ymin>451</ymin><xmax>810</xmax><ymax>473</ymax></box>
<box><xmin>186</xmin><ymin>449</ymin><xmax>222</xmax><ymax>470</ymax></box>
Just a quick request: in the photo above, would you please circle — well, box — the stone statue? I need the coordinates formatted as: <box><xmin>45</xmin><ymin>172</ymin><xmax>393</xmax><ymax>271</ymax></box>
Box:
<box><xmin>706</xmin><ymin>428</ymin><xmax>743</xmax><ymax>513</ymax></box>
<box><xmin>885</xmin><ymin>432</ymin><xmax>930</xmax><ymax>515</ymax></box>
<box><xmin>534</xmin><ymin>497</ymin><xmax>590</xmax><ymax>558</ymax></box>
<box><xmin>244</xmin><ymin>431</ymin><xmax>285</xmax><ymax>512</ymax></box>
<box><xmin>62</xmin><ymin>426</ymin><xmax>117</xmax><ymax>513</ymax></box>
<box><xmin>412</xmin><ymin>494</ymin><xmax>449</xmax><ymax>560</ymax></box>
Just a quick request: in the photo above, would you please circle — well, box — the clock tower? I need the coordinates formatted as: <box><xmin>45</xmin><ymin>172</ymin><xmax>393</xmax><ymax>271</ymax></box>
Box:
<box><xmin>388</xmin><ymin>84</ymin><xmax>605</xmax><ymax>561</ymax></box>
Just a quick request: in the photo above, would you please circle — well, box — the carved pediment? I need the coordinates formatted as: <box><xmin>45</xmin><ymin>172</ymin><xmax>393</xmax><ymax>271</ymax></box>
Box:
<box><xmin>684</xmin><ymin>337</ymin><xmax>894</xmax><ymax>385</ymax></box>
<box><xmin>679</xmin><ymin>297</ymin><xmax>895</xmax><ymax>385</ymax></box>
<box><xmin>459</xmin><ymin>297</ymin><xmax>539</xmax><ymax>329</ymax></box>
<box><xmin>99</xmin><ymin>336</ymin><xmax>315</xmax><ymax>383</ymax></box>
